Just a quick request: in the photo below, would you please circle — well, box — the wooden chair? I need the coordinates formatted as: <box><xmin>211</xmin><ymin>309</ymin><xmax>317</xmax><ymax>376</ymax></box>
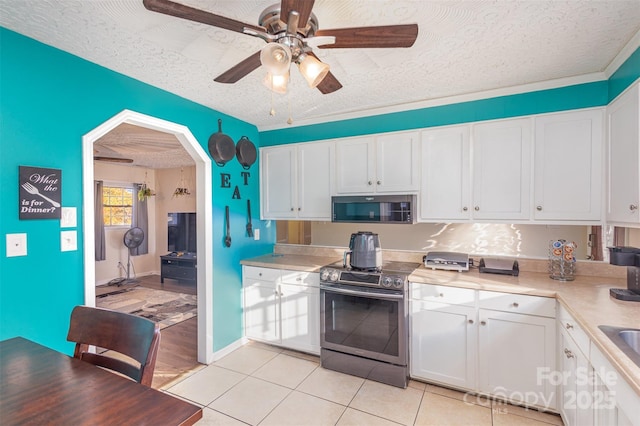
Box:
<box><xmin>66</xmin><ymin>305</ymin><xmax>161</xmax><ymax>387</ymax></box>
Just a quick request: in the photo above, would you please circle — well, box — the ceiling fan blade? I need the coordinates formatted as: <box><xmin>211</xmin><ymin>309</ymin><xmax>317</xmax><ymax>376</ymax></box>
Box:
<box><xmin>214</xmin><ymin>51</ymin><xmax>262</xmax><ymax>84</ymax></box>
<box><xmin>143</xmin><ymin>0</ymin><xmax>266</xmax><ymax>35</ymax></box>
<box><xmin>316</xmin><ymin>71</ymin><xmax>342</xmax><ymax>94</ymax></box>
<box><xmin>306</xmin><ymin>51</ymin><xmax>341</xmax><ymax>94</ymax></box>
<box><xmin>280</xmin><ymin>0</ymin><xmax>315</xmax><ymax>28</ymax></box>
<box><xmin>94</xmin><ymin>156</ymin><xmax>134</xmax><ymax>163</ymax></box>
<box><xmin>315</xmin><ymin>24</ymin><xmax>418</xmax><ymax>48</ymax></box>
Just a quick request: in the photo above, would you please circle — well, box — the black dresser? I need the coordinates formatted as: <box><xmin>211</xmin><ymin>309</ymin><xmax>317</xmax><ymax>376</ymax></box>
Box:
<box><xmin>160</xmin><ymin>254</ymin><xmax>197</xmax><ymax>284</ymax></box>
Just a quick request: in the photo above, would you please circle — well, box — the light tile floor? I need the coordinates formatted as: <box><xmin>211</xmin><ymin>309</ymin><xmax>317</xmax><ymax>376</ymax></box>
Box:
<box><xmin>163</xmin><ymin>342</ymin><xmax>564</xmax><ymax>426</ymax></box>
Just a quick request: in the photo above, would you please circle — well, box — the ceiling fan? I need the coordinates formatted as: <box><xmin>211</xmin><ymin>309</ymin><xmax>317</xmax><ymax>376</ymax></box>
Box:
<box><xmin>142</xmin><ymin>0</ymin><xmax>419</xmax><ymax>94</ymax></box>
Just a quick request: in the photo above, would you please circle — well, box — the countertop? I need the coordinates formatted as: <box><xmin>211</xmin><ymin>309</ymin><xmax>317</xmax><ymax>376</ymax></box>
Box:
<box><xmin>240</xmin><ymin>253</ymin><xmax>640</xmax><ymax>396</ymax></box>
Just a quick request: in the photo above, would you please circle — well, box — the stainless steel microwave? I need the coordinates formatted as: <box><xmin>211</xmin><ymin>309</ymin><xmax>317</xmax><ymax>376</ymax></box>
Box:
<box><xmin>331</xmin><ymin>195</ymin><xmax>416</xmax><ymax>224</ymax></box>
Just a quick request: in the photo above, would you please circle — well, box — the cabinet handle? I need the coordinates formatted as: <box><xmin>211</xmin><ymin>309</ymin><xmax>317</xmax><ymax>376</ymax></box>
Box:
<box><xmin>480</xmin><ymin>320</ymin><xmax>487</xmax><ymax>326</ymax></box>
<box><xmin>259</xmin><ymin>272</ymin><xmax>262</xmax><ymax>276</ymax></box>
<box><xmin>630</xmin><ymin>204</ymin><xmax>639</xmax><ymax>211</ymax></box>
<box><xmin>462</xmin><ymin>207</ymin><xmax>468</xmax><ymax>212</ymax></box>
<box><xmin>298</xmin><ymin>207</ymin><xmax>301</xmax><ymax>211</ymax></box>
<box><xmin>474</xmin><ymin>206</ymin><xmax>480</xmax><ymax>211</ymax></box>
<box><xmin>564</xmin><ymin>348</ymin><xmax>575</xmax><ymax>359</ymax></box>
<box><xmin>296</xmin><ymin>277</ymin><xmax>302</xmax><ymax>281</ymax></box>
<box><xmin>368</xmin><ymin>180</ymin><xmax>373</xmax><ymax>186</ymax></box>
<box><xmin>512</xmin><ymin>302</ymin><xmax>519</xmax><ymax>308</ymax></box>
<box><xmin>565</xmin><ymin>323</ymin><xmax>573</xmax><ymax>330</ymax></box>
<box><xmin>468</xmin><ymin>319</ymin><xmax>474</xmax><ymax>324</ymax></box>
<box><xmin>438</xmin><ymin>292</ymin><xmax>444</xmax><ymax>297</ymax></box>
<box><xmin>537</xmin><ymin>206</ymin><xmax>543</xmax><ymax>211</ymax></box>
<box><xmin>290</xmin><ymin>207</ymin><xmax>294</xmax><ymax>211</ymax></box>
<box><xmin>377</xmin><ymin>180</ymin><xmax>381</xmax><ymax>185</ymax></box>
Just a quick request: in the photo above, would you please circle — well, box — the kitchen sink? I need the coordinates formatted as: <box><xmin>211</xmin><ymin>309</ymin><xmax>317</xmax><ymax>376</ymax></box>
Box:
<box><xmin>598</xmin><ymin>326</ymin><xmax>640</xmax><ymax>368</ymax></box>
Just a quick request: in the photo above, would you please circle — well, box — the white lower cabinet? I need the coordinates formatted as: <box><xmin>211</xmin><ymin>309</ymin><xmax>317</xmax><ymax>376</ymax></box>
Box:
<box><xmin>242</xmin><ymin>266</ymin><xmax>320</xmax><ymax>355</ymax></box>
<box><xmin>478</xmin><ymin>309</ymin><xmax>557</xmax><ymax>410</ymax></box>
<box><xmin>559</xmin><ymin>326</ymin><xmax>593</xmax><ymax>426</ymax></box>
<box><xmin>410</xmin><ymin>300</ymin><xmax>477</xmax><ymax>389</ymax></box>
<box><xmin>410</xmin><ymin>283</ymin><xmax>557</xmax><ymax>411</ymax></box>
<box><xmin>591</xmin><ymin>342</ymin><xmax>640</xmax><ymax>426</ymax></box>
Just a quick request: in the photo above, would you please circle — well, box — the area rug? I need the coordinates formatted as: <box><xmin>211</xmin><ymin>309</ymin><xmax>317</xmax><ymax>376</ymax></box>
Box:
<box><xmin>97</xmin><ymin>287</ymin><xmax>197</xmax><ymax>329</ymax></box>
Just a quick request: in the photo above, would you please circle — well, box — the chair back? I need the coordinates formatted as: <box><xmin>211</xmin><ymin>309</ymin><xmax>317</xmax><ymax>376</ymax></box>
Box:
<box><xmin>67</xmin><ymin>305</ymin><xmax>160</xmax><ymax>386</ymax></box>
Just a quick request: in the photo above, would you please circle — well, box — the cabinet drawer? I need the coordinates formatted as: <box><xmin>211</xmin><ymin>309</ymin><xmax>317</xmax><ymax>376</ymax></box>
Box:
<box><xmin>281</xmin><ymin>270</ymin><xmax>319</xmax><ymax>287</ymax></box>
<box><xmin>410</xmin><ymin>283</ymin><xmax>476</xmax><ymax>306</ymax></box>
<box><xmin>243</xmin><ymin>266</ymin><xmax>281</xmax><ymax>282</ymax></box>
<box><xmin>478</xmin><ymin>291</ymin><xmax>555</xmax><ymax>317</ymax></box>
<box><xmin>558</xmin><ymin>304</ymin><xmax>590</xmax><ymax>357</ymax></box>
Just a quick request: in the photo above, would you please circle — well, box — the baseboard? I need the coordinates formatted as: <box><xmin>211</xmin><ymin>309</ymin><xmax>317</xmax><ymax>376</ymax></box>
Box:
<box><xmin>95</xmin><ymin>270</ymin><xmax>159</xmax><ymax>287</ymax></box>
<box><xmin>210</xmin><ymin>337</ymin><xmax>246</xmax><ymax>363</ymax></box>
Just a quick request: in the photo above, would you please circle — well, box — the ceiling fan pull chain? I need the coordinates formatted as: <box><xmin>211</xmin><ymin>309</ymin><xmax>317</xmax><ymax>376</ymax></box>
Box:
<box><xmin>269</xmin><ymin>86</ymin><xmax>276</xmax><ymax>116</ymax></box>
<box><xmin>287</xmin><ymin>91</ymin><xmax>293</xmax><ymax>125</ymax></box>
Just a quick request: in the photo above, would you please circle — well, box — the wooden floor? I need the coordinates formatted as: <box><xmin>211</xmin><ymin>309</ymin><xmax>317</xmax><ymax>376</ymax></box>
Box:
<box><xmin>96</xmin><ymin>274</ymin><xmax>200</xmax><ymax>389</ymax></box>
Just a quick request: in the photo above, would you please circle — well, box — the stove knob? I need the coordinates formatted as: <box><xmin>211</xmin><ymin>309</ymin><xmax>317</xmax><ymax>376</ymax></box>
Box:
<box><xmin>329</xmin><ymin>270</ymin><xmax>340</xmax><ymax>282</ymax></box>
<box><xmin>382</xmin><ymin>277</ymin><xmax>393</xmax><ymax>287</ymax></box>
<box><xmin>320</xmin><ymin>270</ymin><xmax>330</xmax><ymax>281</ymax></box>
<box><xmin>393</xmin><ymin>278</ymin><xmax>404</xmax><ymax>289</ymax></box>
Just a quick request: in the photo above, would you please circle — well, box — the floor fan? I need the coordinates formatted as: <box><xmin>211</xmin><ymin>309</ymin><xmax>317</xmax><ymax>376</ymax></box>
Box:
<box><xmin>110</xmin><ymin>227</ymin><xmax>145</xmax><ymax>286</ymax></box>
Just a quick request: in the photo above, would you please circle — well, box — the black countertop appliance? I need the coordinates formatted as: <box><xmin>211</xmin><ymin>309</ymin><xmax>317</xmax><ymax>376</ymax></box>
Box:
<box><xmin>608</xmin><ymin>246</ymin><xmax>640</xmax><ymax>302</ymax></box>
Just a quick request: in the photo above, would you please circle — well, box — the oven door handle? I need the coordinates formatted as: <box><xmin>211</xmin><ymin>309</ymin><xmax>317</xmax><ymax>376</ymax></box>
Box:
<box><xmin>320</xmin><ymin>284</ymin><xmax>404</xmax><ymax>300</ymax></box>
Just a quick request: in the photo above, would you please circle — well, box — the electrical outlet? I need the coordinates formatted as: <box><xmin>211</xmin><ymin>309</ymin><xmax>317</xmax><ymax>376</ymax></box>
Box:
<box><xmin>254</xmin><ymin>228</ymin><xmax>260</xmax><ymax>240</ymax></box>
<box><xmin>6</xmin><ymin>233</ymin><xmax>27</xmax><ymax>257</ymax></box>
<box><xmin>61</xmin><ymin>230</ymin><xmax>77</xmax><ymax>252</ymax></box>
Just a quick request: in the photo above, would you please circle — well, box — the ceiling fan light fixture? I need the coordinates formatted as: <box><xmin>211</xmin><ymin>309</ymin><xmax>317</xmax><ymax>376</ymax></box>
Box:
<box><xmin>260</xmin><ymin>43</ymin><xmax>292</xmax><ymax>76</ymax></box>
<box><xmin>297</xmin><ymin>53</ymin><xmax>330</xmax><ymax>88</ymax></box>
<box><xmin>263</xmin><ymin>72</ymin><xmax>289</xmax><ymax>94</ymax></box>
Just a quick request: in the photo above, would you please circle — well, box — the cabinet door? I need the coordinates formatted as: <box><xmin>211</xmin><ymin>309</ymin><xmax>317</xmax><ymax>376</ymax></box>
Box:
<box><xmin>420</xmin><ymin>126</ymin><xmax>471</xmax><ymax>220</ymax></box>
<box><xmin>244</xmin><ymin>281</ymin><xmax>279</xmax><ymax>343</ymax></box>
<box><xmin>559</xmin><ymin>329</ymin><xmax>594</xmax><ymax>426</ymax></box>
<box><xmin>607</xmin><ymin>83</ymin><xmax>640</xmax><ymax>225</ymax></box>
<box><xmin>261</xmin><ymin>146</ymin><xmax>297</xmax><ymax>219</ymax></box>
<box><xmin>478</xmin><ymin>309</ymin><xmax>556</xmax><ymax>410</ymax></box>
<box><xmin>472</xmin><ymin>118</ymin><xmax>532</xmax><ymax>220</ymax></box>
<box><xmin>534</xmin><ymin>109</ymin><xmax>603</xmax><ymax>221</ymax></box>
<box><xmin>376</xmin><ymin>131</ymin><xmax>420</xmax><ymax>192</ymax></box>
<box><xmin>410</xmin><ymin>300</ymin><xmax>476</xmax><ymax>389</ymax></box>
<box><xmin>297</xmin><ymin>141</ymin><xmax>334</xmax><ymax>219</ymax></box>
<box><xmin>336</xmin><ymin>136</ymin><xmax>376</xmax><ymax>193</ymax></box>
<box><xmin>279</xmin><ymin>283</ymin><xmax>320</xmax><ymax>354</ymax></box>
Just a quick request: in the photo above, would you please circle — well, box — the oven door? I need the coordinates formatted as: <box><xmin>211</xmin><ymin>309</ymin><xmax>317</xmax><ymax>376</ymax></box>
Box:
<box><xmin>320</xmin><ymin>283</ymin><xmax>407</xmax><ymax>366</ymax></box>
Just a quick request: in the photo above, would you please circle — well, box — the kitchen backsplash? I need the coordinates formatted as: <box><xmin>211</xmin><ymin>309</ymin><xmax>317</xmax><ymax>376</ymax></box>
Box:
<box><xmin>273</xmin><ymin>244</ymin><xmax>625</xmax><ymax>279</ymax></box>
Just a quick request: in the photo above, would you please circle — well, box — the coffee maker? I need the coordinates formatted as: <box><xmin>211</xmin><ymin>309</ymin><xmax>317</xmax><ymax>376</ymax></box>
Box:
<box><xmin>608</xmin><ymin>246</ymin><xmax>640</xmax><ymax>302</ymax></box>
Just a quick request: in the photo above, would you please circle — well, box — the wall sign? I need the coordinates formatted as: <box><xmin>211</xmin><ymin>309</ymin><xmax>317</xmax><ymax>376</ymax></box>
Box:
<box><xmin>19</xmin><ymin>166</ymin><xmax>62</xmax><ymax>219</ymax></box>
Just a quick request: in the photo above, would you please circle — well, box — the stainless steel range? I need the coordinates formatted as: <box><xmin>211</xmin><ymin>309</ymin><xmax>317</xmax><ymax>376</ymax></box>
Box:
<box><xmin>319</xmin><ymin>260</ymin><xmax>420</xmax><ymax>388</ymax></box>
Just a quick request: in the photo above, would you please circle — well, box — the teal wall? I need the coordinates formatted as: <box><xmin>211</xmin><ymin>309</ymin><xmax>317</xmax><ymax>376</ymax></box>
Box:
<box><xmin>259</xmin><ymin>48</ymin><xmax>640</xmax><ymax>146</ymax></box>
<box><xmin>0</xmin><ymin>28</ymin><xmax>275</xmax><ymax>353</ymax></box>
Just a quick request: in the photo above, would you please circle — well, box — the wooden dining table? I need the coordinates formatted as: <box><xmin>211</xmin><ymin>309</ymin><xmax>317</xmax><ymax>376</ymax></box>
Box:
<box><xmin>0</xmin><ymin>337</ymin><xmax>202</xmax><ymax>425</ymax></box>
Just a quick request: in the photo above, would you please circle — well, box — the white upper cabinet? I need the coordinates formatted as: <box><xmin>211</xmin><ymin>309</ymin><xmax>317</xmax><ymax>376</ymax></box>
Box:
<box><xmin>471</xmin><ymin>118</ymin><xmax>532</xmax><ymax>220</ymax></box>
<box><xmin>420</xmin><ymin>125</ymin><xmax>471</xmax><ymax>220</ymax></box>
<box><xmin>607</xmin><ymin>83</ymin><xmax>640</xmax><ymax>226</ymax></box>
<box><xmin>534</xmin><ymin>109</ymin><xmax>603</xmax><ymax>221</ymax></box>
<box><xmin>336</xmin><ymin>131</ymin><xmax>420</xmax><ymax>194</ymax></box>
<box><xmin>261</xmin><ymin>145</ymin><xmax>297</xmax><ymax>219</ymax></box>
<box><xmin>260</xmin><ymin>141</ymin><xmax>335</xmax><ymax>220</ymax></box>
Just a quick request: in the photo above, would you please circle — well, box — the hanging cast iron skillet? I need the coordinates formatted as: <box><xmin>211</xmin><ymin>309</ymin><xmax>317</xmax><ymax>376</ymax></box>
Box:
<box><xmin>208</xmin><ymin>119</ymin><xmax>235</xmax><ymax>167</ymax></box>
<box><xmin>235</xmin><ymin>136</ymin><xmax>257</xmax><ymax>170</ymax></box>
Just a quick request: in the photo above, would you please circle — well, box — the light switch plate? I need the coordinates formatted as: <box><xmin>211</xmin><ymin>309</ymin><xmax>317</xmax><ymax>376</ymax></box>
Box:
<box><xmin>6</xmin><ymin>233</ymin><xmax>27</xmax><ymax>257</ymax></box>
<box><xmin>61</xmin><ymin>230</ymin><xmax>77</xmax><ymax>252</ymax></box>
<box><xmin>60</xmin><ymin>207</ymin><xmax>77</xmax><ymax>228</ymax></box>
<box><xmin>254</xmin><ymin>228</ymin><xmax>260</xmax><ymax>240</ymax></box>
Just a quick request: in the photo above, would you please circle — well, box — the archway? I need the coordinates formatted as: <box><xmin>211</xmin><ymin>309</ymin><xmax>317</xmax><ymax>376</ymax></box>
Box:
<box><xmin>82</xmin><ymin>109</ymin><xmax>213</xmax><ymax>363</ymax></box>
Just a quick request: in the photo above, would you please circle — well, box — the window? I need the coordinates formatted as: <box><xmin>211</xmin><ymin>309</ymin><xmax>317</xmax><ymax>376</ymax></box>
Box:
<box><xmin>103</xmin><ymin>185</ymin><xmax>134</xmax><ymax>227</ymax></box>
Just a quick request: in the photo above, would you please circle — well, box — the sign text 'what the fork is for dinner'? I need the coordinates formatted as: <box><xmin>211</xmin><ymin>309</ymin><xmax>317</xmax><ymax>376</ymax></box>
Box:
<box><xmin>19</xmin><ymin>166</ymin><xmax>62</xmax><ymax>220</ymax></box>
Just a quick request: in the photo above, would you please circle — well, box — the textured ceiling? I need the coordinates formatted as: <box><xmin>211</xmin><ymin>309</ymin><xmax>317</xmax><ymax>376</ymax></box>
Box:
<box><xmin>2</xmin><ymin>0</ymin><xmax>640</xmax><ymax>133</ymax></box>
